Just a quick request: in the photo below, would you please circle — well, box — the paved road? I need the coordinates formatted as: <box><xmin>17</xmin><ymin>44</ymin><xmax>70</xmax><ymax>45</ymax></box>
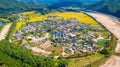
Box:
<box><xmin>0</xmin><ymin>23</ymin><xmax>12</xmax><ymax>41</ymax></box>
<box><xmin>87</xmin><ymin>13</ymin><xmax>120</xmax><ymax>67</ymax></box>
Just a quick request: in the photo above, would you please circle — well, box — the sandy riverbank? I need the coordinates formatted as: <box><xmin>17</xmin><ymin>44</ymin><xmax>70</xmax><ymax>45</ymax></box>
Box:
<box><xmin>0</xmin><ymin>23</ymin><xmax>12</xmax><ymax>41</ymax></box>
<box><xmin>87</xmin><ymin>13</ymin><xmax>120</xmax><ymax>67</ymax></box>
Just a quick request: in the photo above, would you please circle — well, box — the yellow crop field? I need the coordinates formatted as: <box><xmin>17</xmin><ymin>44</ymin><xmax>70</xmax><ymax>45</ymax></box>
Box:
<box><xmin>48</xmin><ymin>12</ymin><xmax>97</xmax><ymax>24</ymax></box>
<box><xmin>22</xmin><ymin>11</ymin><xmax>48</xmax><ymax>22</ymax></box>
<box><xmin>16</xmin><ymin>22</ymin><xmax>26</xmax><ymax>30</ymax></box>
<box><xmin>16</xmin><ymin>11</ymin><xmax>47</xmax><ymax>30</ymax></box>
<box><xmin>16</xmin><ymin>11</ymin><xmax>98</xmax><ymax>30</ymax></box>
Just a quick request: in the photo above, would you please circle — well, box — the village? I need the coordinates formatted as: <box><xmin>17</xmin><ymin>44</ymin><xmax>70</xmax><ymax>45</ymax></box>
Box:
<box><xmin>11</xmin><ymin>16</ymin><xmax>111</xmax><ymax>57</ymax></box>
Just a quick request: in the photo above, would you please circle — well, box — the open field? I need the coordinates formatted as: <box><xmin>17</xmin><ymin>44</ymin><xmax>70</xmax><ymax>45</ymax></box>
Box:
<box><xmin>16</xmin><ymin>11</ymin><xmax>98</xmax><ymax>30</ymax></box>
<box><xmin>47</xmin><ymin>12</ymin><xmax>97</xmax><ymax>24</ymax></box>
<box><xmin>68</xmin><ymin>53</ymin><xmax>104</xmax><ymax>67</ymax></box>
<box><xmin>87</xmin><ymin>13</ymin><xmax>120</xmax><ymax>67</ymax></box>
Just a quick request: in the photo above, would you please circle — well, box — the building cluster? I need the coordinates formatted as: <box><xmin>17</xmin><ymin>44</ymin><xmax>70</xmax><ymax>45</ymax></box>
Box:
<box><xmin>12</xmin><ymin>16</ymin><xmax>110</xmax><ymax>56</ymax></box>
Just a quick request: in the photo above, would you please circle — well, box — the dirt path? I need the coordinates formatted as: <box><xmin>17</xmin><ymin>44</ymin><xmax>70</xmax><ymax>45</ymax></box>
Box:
<box><xmin>0</xmin><ymin>23</ymin><xmax>12</xmax><ymax>41</ymax></box>
<box><xmin>31</xmin><ymin>47</ymin><xmax>52</xmax><ymax>55</ymax></box>
<box><xmin>86</xmin><ymin>13</ymin><xmax>120</xmax><ymax>67</ymax></box>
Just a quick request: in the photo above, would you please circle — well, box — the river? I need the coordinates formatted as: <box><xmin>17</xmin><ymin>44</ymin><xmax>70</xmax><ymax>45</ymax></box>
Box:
<box><xmin>0</xmin><ymin>21</ymin><xmax>4</xmax><ymax>27</ymax></box>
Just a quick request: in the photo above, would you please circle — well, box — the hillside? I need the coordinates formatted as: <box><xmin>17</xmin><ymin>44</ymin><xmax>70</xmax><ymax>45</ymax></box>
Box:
<box><xmin>1</xmin><ymin>0</ymin><xmax>100</xmax><ymax>9</ymax></box>
<box><xmin>0</xmin><ymin>0</ymin><xmax>46</xmax><ymax>17</ymax></box>
<box><xmin>0</xmin><ymin>0</ymin><xmax>103</xmax><ymax>17</ymax></box>
<box><xmin>0</xmin><ymin>0</ymin><xmax>47</xmax><ymax>10</ymax></box>
<box><xmin>87</xmin><ymin>0</ymin><xmax>120</xmax><ymax>17</ymax></box>
<box><xmin>1</xmin><ymin>0</ymin><xmax>120</xmax><ymax>18</ymax></box>
<box><xmin>19</xmin><ymin>0</ymin><xmax>58</xmax><ymax>4</ymax></box>
<box><xmin>48</xmin><ymin>0</ymin><xmax>102</xmax><ymax>9</ymax></box>
<box><xmin>19</xmin><ymin>0</ymin><xmax>102</xmax><ymax>5</ymax></box>
<box><xmin>48</xmin><ymin>1</ymin><xmax>82</xmax><ymax>9</ymax></box>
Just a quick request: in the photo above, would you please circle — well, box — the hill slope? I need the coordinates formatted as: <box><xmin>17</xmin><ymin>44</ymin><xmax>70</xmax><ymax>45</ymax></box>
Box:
<box><xmin>0</xmin><ymin>0</ymin><xmax>46</xmax><ymax>9</ymax></box>
<box><xmin>19</xmin><ymin>0</ymin><xmax>58</xmax><ymax>4</ymax></box>
<box><xmin>87</xmin><ymin>0</ymin><xmax>120</xmax><ymax>17</ymax></box>
<box><xmin>0</xmin><ymin>0</ymin><xmax>46</xmax><ymax>17</ymax></box>
<box><xmin>19</xmin><ymin>0</ymin><xmax>102</xmax><ymax>5</ymax></box>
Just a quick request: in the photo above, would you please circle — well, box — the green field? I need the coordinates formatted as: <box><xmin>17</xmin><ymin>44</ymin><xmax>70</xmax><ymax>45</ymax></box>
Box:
<box><xmin>96</xmin><ymin>40</ymin><xmax>109</xmax><ymax>46</ymax></box>
<box><xmin>67</xmin><ymin>53</ymin><xmax>104</xmax><ymax>67</ymax></box>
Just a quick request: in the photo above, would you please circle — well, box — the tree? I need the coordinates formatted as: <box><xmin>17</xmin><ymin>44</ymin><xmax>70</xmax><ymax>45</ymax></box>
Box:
<box><xmin>0</xmin><ymin>40</ymin><xmax>67</xmax><ymax>67</ymax></box>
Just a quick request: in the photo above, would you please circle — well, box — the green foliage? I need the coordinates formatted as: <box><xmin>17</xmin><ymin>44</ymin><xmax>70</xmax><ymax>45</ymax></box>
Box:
<box><xmin>6</xmin><ymin>22</ymin><xmax>16</xmax><ymax>40</ymax></box>
<box><xmin>68</xmin><ymin>52</ymin><xmax>94</xmax><ymax>59</ymax></box>
<box><xmin>0</xmin><ymin>40</ymin><xmax>67</xmax><ymax>67</ymax></box>
<box><xmin>0</xmin><ymin>0</ymin><xmax>47</xmax><ymax>17</ymax></box>
<box><xmin>52</xmin><ymin>51</ymin><xmax>60</xmax><ymax>56</ymax></box>
<box><xmin>68</xmin><ymin>53</ymin><xmax>104</xmax><ymax>67</ymax></box>
<box><xmin>96</xmin><ymin>40</ymin><xmax>109</xmax><ymax>46</ymax></box>
<box><xmin>87</xmin><ymin>0</ymin><xmax>120</xmax><ymax>18</ymax></box>
<box><xmin>86</xmin><ymin>38</ymin><xmax>94</xmax><ymax>45</ymax></box>
<box><xmin>84</xmin><ymin>57</ymin><xmax>106</xmax><ymax>67</ymax></box>
<box><xmin>100</xmin><ymin>48</ymin><xmax>111</xmax><ymax>57</ymax></box>
<box><xmin>100</xmin><ymin>35</ymin><xmax>117</xmax><ymax>56</ymax></box>
<box><xmin>0</xmin><ymin>52</ymin><xmax>22</xmax><ymax>67</ymax></box>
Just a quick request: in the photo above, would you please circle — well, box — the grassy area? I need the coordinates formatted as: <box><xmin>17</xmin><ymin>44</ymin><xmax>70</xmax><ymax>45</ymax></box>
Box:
<box><xmin>52</xmin><ymin>50</ymin><xmax>60</xmax><ymax>56</ymax></box>
<box><xmin>96</xmin><ymin>39</ymin><xmax>109</xmax><ymax>46</ymax></box>
<box><xmin>26</xmin><ymin>38</ymin><xmax>33</xmax><ymax>47</ymax></box>
<box><xmin>6</xmin><ymin>22</ymin><xmax>16</xmax><ymax>40</ymax></box>
<box><xmin>67</xmin><ymin>53</ymin><xmax>104</xmax><ymax>67</ymax></box>
<box><xmin>83</xmin><ymin>57</ymin><xmax>107</xmax><ymax>67</ymax></box>
<box><xmin>0</xmin><ymin>18</ymin><xmax>9</xmax><ymax>23</ymax></box>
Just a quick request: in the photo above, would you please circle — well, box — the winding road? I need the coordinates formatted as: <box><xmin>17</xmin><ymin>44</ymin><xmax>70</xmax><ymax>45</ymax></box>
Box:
<box><xmin>87</xmin><ymin>13</ymin><xmax>120</xmax><ymax>67</ymax></box>
<box><xmin>0</xmin><ymin>23</ymin><xmax>12</xmax><ymax>41</ymax></box>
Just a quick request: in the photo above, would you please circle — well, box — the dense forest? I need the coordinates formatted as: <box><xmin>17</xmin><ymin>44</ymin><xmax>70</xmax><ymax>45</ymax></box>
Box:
<box><xmin>0</xmin><ymin>0</ymin><xmax>47</xmax><ymax>17</ymax></box>
<box><xmin>87</xmin><ymin>0</ymin><xmax>120</xmax><ymax>17</ymax></box>
<box><xmin>0</xmin><ymin>40</ymin><xmax>67</xmax><ymax>67</ymax></box>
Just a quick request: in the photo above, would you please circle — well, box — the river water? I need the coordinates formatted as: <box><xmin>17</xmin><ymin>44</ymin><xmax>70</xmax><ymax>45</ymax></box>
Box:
<box><xmin>0</xmin><ymin>21</ymin><xmax>4</xmax><ymax>27</ymax></box>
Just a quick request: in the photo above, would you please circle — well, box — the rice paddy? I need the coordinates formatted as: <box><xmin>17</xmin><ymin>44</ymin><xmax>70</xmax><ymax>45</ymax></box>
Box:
<box><xmin>16</xmin><ymin>11</ymin><xmax>98</xmax><ymax>30</ymax></box>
